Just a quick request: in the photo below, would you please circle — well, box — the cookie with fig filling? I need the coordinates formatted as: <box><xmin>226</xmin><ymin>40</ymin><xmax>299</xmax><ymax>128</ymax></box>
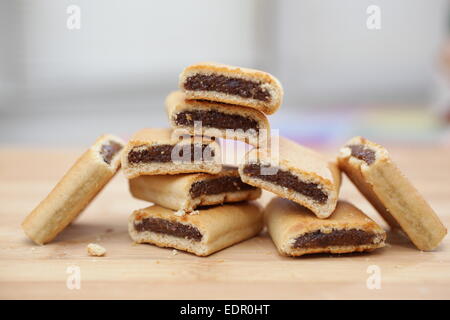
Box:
<box><xmin>239</xmin><ymin>136</ymin><xmax>341</xmax><ymax>219</ymax></box>
<box><xmin>129</xmin><ymin>166</ymin><xmax>261</xmax><ymax>212</ymax></box>
<box><xmin>22</xmin><ymin>134</ymin><xmax>124</xmax><ymax>245</ymax></box>
<box><xmin>338</xmin><ymin>136</ymin><xmax>447</xmax><ymax>251</ymax></box>
<box><xmin>129</xmin><ymin>202</ymin><xmax>264</xmax><ymax>257</ymax></box>
<box><xmin>121</xmin><ymin>128</ymin><xmax>221</xmax><ymax>179</ymax></box>
<box><xmin>166</xmin><ymin>91</ymin><xmax>270</xmax><ymax>147</ymax></box>
<box><xmin>264</xmin><ymin>197</ymin><xmax>386</xmax><ymax>257</ymax></box>
<box><xmin>179</xmin><ymin>62</ymin><xmax>283</xmax><ymax>115</ymax></box>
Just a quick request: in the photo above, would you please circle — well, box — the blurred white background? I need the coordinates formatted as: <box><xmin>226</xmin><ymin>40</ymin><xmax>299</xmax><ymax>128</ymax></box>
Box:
<box><xmin>0</xmin><ymin>0</ymin><xmax>449</xmax><ymax>145</ymax></box>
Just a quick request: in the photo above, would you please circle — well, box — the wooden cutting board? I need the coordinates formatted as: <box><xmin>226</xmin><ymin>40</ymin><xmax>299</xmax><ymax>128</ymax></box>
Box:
<box><xmin>0</xmin><ymin>146</ymin><xmax>449</xmax><ymax>299</ymax></box>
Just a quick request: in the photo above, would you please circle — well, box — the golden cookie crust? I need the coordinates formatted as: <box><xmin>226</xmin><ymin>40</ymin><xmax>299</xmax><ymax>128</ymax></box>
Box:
<box><xmin>179</xmin><ymin>62</ymin><xmax>283</xmax><ymax>115</ymax></box>
<box><xmin>239</xmin><ymin>136</ymin><xmax>341</xmax><ymax>218</ymax></box>
<box><xmin>22</xmin><ymin>134</ymin><xmax>125</xmax><ymax>245</ymax></box>
<box><xmin>121</xmin><ymin>128</ymin><xmax>222</xmax><ymax>179</ymax></box>
<box><xmin>166</xmin><ymin>91</ymin><xmax>270</xmax><ymax>147</ymax></box>
<box><xmin>338</xmin><ymin>136</ymin><xmax>447</xmax><ymax>251</ymax></box>
<box><xmin>264</xmin><ymin>197</ymin><xmax>386</xmax><ymax>257</ymax></box>
<box><xmin>129</xmin><ymin>202</ymin><xmax>264</xmax><ymax>256</ymax></box>
<box><xmin>129</xmin><ymin>166</ymin><xmax>261</xmax><ymax>211</ymax></box>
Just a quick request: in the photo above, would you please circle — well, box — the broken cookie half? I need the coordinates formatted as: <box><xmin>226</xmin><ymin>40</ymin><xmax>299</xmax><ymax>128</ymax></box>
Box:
<box><xmin>264</xmin><ymin>197</ymin><xmax>386</xmax><ymax>257</ymax></box>
<box><xmin>129</xmin><ymin>202</ymin><xmax>264</xmax><ymax>257</ymax></box>
<box><xmin>239</xmin><ymin>136</ymin><xmax>341</xmax><ymax>219</ymax></box>
<box><xmin>22</xmin><ymin>134</ymin><xmax>124</xmax><ymax>245</ymax></box>
<box><xmin>338</xmin><ymin>136</ymin><xmax>447</xmax><ymax>251</ymax></box>
<box><xmin>166</xmin><ymin>91</ymin><xmax>270</xmax><ymax>147</ymax></box>
<box><xmin>179</xmin><ymin>62</ymin><xmax>283</xmax><ymax>115</ymax></box>
<box><xmin>121</xmin><ymin>128</ymin><xmax>221</xmax><ymax>179</ymax></box>
<box><xmin>129</xmin><ymin>166</ymin><xmax>261</xmax><ymax>212</ymax></box>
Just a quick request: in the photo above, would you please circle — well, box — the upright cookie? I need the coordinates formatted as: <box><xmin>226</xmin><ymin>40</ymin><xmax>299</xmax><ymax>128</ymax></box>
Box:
<box><xmin>22</xmin><ymin>134</ymin><xmax>124</xmax><ymax>245</ymax></box>
<box><xmin>265</xmin><ymin>197</ymin><xmax>386</xmax><ymax>257</ymax></box>
<box><xmin>121</xmin><ymin>128</ymin><xmax>221</xmax><ymax>179</ymax></box>
<box><xmin>129</xmin><ymin>202</ymin><xmax>264</xmax><ymax>256</ymax></box>
<box><xmin>129</xmin><ymin>166</ymin><xmax>261</xmax><ymax>212</ymax></box>
<box><xmin>338</xmin><ymin>136</ymin><xmax>447</xmax><ymax>251</ymax></box>
<box><xmin>239</xmin><ymin>137</ymin><xmax>341</xmax><ymax>218</ymax></box>
<box><xmin>166</xmin><ymin>91</ymin><xmax>270</xmax><ymax>147</ymax></box>
<box><xmin>179</xmin><ymin>62</ymin><xmax>283</xmax><ymax>115</ymax></box>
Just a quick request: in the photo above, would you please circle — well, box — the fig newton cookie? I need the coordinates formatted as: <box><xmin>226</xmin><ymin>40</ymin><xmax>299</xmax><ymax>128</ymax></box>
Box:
<box><xmin>166</xmin><ymin>91</ymin><xmax>270</xmax><ymax>147</ymax></box>
<box><xmin>239</xmin><ymin>137</ymin><xmax>341</xmax><ymax>219</ymax></box>
<box><xmin>264</xmin><ymin>198</ymin><xmax>386</xmax><ymax>257</ymax></box>
<box><xmin>121</xmin><ymin>128</ymin><xmax>221</xmax><ymax>179</ymax></box>
<box><xmin>129</xmin><ymin>166</ymin><xmax>261</xmax><ymax>212</ymax></box>
<box><xmin>338</xmin><ymin>136</ymin><xmax>447</xmax><ymax>251</ymax></box>
<box><xmin>179</xmin><ymin>62</ymin><xmax>283</xmax><ymax>115</ymax></box>
<box><xmin>22</xmin><ymin>134</ymin><xmax>124</xmax><ymax>245</ymax></box>
<box><xmin>129</xmin><ymin>202</ymin><xmax>264</xmax><ymax>257</ymax></box>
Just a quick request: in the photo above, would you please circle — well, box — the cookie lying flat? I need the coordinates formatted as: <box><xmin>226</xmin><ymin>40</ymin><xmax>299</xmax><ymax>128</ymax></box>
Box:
<box><xmin>166</xmin><ymin>91</ymin><xmax>270</xmax><ymax>147</ymax></box>
<box><xmin>265</xmin><ymin>197</ymin><xmax>386</xmax><ymax>257</ymax></box>
<box><xmin>179</xmin><ymin>62</ymin><xmax>283</xmax><ymax>115</ymax></box>
<box><xmin>121</xmin><ymin>128</ymin><xmax>221</xmax><ymax>179</ymax></box>
<box><xmin>129</xmin><ymin>166</ymin><xmax>261</xmax><ymax>212</ymax></box>
<box><xmin>129</xmin><ymin>202</ymin><xmax>264</xmax><ymax>256</ymax></box>
<box><xmin>338</xmin><ymin>136</ymin><xmax>447</xmax><ymax>251</ymax></box>
<box><xmin>22</xmin><ymin>134</ymin><xmax>124</xmax><ymax>245</ymax></box>
<box><xmin>239</xmin><ymin>137</ymin><xmax>341</xmax><ymax>218</ymax></box>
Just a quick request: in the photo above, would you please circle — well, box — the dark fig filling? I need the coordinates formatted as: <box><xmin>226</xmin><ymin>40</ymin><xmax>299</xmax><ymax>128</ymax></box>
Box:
<box><xmin>134</xmin><ymin>217</ymin><xmax>202</xmax><ymax>241</ymax></box>
<box><xmin>189</xmin><ymin>176</ymin><xmax>256</xmax><ymax>198</ymax></box>
<box><xmin>348</xmin><ymin>144</ymin><xmax>376</xmax><ymax>165</ymax></box>
<box><xmin>184</xmin><ymin>74</ymin><xmax>271</xmax><ymax>102</ymax></box>
<box><xmin>292</xmin><ymin>229</ymin><xmax>377</xmax><ymax>249</ymax></box>
<box><xmin>128</xmin><ymin>144</ymin><xmax>214</xmax><ymax>164</ymax></box>
<box><xmin>243</xmin><ymin>163</ymin><xmax>328</xmax><ymax>204</ymax></box>
<box><xmin>100</xmin><ymin>141</ymin><xmax>123</xmax><ymax>165</ymax></box>
<box><xmin>175</xmin><ymin>109</ymin><xmax>259</xmax><ymax>132</ymax></box>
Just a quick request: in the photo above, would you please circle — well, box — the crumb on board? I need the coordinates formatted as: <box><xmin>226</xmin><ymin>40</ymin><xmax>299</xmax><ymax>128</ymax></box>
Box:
<box><xmin>87</xmin><ymin>243</ymin><xmax>106</xmax><ymax>257</ymax></box>
<box><xmin>172</xmin><ymin>249</ymin><xmax>178</xmax><ymax>255</ymax></box>
<box><xmin>174</xmin><ymin>209</ymin><xmax>200</xmax><ymax>216</ymax></box>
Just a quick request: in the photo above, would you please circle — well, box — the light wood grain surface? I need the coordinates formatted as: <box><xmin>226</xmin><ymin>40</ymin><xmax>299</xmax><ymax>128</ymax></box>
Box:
<box><xmin>0</xmin><ymin>146</ymin><xmax>449</xmax><ymax>300</ymax></box>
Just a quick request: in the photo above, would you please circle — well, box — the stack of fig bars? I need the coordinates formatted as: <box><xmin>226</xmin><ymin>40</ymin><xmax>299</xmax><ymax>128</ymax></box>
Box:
<box><xmin>123</xmin><ymin>62</ymin><xmax>446</xmax><ymax>257</ymax></box>
<box><xmin>122</xmin><ymin>62</ymin><xmax>284</xmax><ymax>256</ymax></box>
<box><xmin>21</xmin><ymin>62</ymin><xmax>446</xmax><ymax>256</ymax></box>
